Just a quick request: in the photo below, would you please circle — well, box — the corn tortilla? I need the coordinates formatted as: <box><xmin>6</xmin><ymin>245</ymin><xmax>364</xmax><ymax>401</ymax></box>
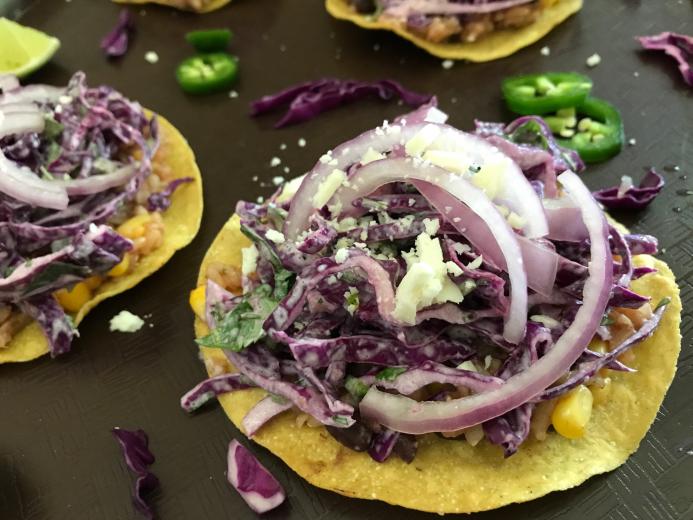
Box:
<box><xmin>193</xmin><ymin>213</ymin><xmax>681</xmax><ymax>513</ymax></box>
<box><xmin>113</xmin><ymin>0</ymin><xmax>230</xmax><ymax>14</ymax></box>
<box><xmin>0</xmin><ymin>114</ymin><xmax>203</xmax><ymax>364</ymax></box>
<box><xmin>325</xmin><ymin>0</ymin><xmax>583</xmax><ymax>62</ymax></box>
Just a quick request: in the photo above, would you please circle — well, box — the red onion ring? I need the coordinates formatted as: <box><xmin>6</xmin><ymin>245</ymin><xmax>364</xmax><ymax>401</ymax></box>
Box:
<box><xmin>359</xmin><ymin>170</ymin><xmax>612</xmax><ymax>433</ymax></box>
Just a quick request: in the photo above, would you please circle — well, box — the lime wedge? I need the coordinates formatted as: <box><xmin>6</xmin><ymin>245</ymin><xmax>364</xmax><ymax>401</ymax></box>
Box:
<box><xmin>0</xmin><ymin>18</ymin><xmax>60</xmax><ymax>78</ymax></box>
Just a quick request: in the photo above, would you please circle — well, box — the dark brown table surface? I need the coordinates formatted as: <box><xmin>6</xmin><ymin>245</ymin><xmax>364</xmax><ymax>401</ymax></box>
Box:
<box><xmin>1</xmin><ymin>1</ymin><xmax>692</xmax><ymax>519</ymax></box>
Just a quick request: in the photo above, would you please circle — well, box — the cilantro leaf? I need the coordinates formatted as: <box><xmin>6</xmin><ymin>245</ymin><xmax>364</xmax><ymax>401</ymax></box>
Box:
<box><xmin>197</xmin><ymin>268</ymin><xmax>293</xmax><ymax>351</ymax></box>
<box><xmin>375</xmin><ymin>366</ymin><xmax>407</xmax><ymax>381</ymax></box>
<box><xmin>345</xmin><ymin>376</ymin><xmax>369</xmax><ymax>400</ymax></box>
<box><xmin>654</xmin><ymin>296</ymin><xmax>671</xmax><ymax>311</ymax></box>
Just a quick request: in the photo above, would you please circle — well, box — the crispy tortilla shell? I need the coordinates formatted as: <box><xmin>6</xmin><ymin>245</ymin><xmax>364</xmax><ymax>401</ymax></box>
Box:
<box><xmin>194</xmin><ymin>214</ymin><xmax>680</xmax><ymax>513</ymax></box>
<box><xmin>113</xmin><ymin>0</ymin><xmax>229</xmax><ymax>14</ymax></box>
<box><xmin>325</xmin><ymin>0</ymin><xmax>583</xmax><ymax>62</ymax></box>
<box><xmin>0</xmin><ymin>114</ymin><xmax>203</xmax><ymax>364</ymax></box>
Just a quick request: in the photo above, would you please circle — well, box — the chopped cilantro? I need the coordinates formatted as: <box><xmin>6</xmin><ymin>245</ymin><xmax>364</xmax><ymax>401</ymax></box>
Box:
<box><xmin>345</xmin><ymin>376</ymin><xmax>369</xmax><ymax>400</ymax></box>
<box><xmin>376</xmin><ymin>366</ymin><xmax>407</xmax><ymax>381</ymax></box>
<box><xmin>654</xmin><ymin>296</ymin><xmax>671</xmax><ymax>311</ymax></box>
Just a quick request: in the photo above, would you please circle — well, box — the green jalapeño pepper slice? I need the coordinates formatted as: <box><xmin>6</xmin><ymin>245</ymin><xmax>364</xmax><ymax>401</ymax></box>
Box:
<box><xmin>176</xmin><ymin>53</ymin><xmax>238</xmax><ymax>95</ymax></box>
<box><xmin>185</xmin><ymin>29</ymin><xmax>233</xmax><ymax>53</ymax></box>
<box><xmin>502</xmin><ymin>72</ymin><xmax>593</xmax><ymax>115</ymax></box>
<box><xmin>547</xmin><ymin>97</ymin><xmax>624</xmax><ymax>163</ymax></box>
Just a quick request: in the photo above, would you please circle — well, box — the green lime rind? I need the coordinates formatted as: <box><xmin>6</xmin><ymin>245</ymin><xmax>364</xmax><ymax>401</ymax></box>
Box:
<box><xmin>0</xmin><ymin>18</ymin><xmax>60</xmax><ymax>78</ymax></box>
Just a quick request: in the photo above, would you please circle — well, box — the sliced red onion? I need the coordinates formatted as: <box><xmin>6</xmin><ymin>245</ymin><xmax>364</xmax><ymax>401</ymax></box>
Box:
<box><xmin>0</xmin><ymin>74</ymin><xmax>19</xmax><ymax>92</ymax></box>
<box><xmin>285</xmin><ymin>122</ymin><xmax>548</xmax><ymax>241</ymax></box>
<box><xmin>0</xmin><ymin>84</ymin><xmax>64</xmax><ymax>105</ymax></box>
<box><xmin>375</xmin><ymin>361</ymin><xmax>504</xmax><ymax>395</ymax></box>
<box><xmin>0</xmin><ymin>110</ymin><xmax>45</xmax><ymax>138</ymax></box>
<box><xmin>57</xmin><ymin>165</ymin><xmax>136</xmax><ymax>196</ymax></box>
<box><xmin>333</xmin><ymin>157</ymin><xmax>527</xmax><ymax>342</ymax></box>
<box><xmin>0</xmin><ymin>150</ymin><xmax>68</xmax><ymax>209</ymax></box>
<box><xmin>360</xmin><ymin>170</ymin><xmax>612</xmax><ymax>433</ymax></box>
<box><xmin>242</xmin><ymin>396</ymin><xmax>293</xmax><ymax>437</ymax></box>
<box><xmin>543</xmin><ymin>197</ymin><xmax>588</xmax><ymax>242</ymax></box>
<box><xmin>227</xmin><ymin>439</ymin><xmax>286</xmax><ymax>514</ymax></box>
<box><xmin>415</xmin><ymin>184</ymin><xmax>557</xmax><ymax>295</ymax></box>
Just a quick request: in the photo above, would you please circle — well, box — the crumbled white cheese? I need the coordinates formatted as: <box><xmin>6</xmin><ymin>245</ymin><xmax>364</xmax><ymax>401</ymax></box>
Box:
<box><xmin>144</xmin><ymin>51</ymin><xmax>159</xmax><ymax>64</ymax></box>
<box><xmin>422</xmin><ymin>217</ymin><xmax>440</xmax><ymax>236</ymax></box>
<box><xmin>312</xmin><ymin>168</ymin><xmax>346</xmax><ymax>209</ymax></box>
<box><xmin>275</xmin><ymin>174</ymin><xmax>305</xmax><ymax>203</ymax></box>
<box><xmin>334</xmin><ymin>248</ymin><xmax>349</xmax><ymax>264</ymax></box>
<box><xmin>360</xmin><ymin>147</ymin><xmax>385</xmax><ymax>165</ymax></box>
<box><xmin>507</xmin><ymin>211</ymin><xmax>526</xmax><ymax>230</ymax></box>
<box><xmin>272</xmin><ymin>176</ymin><xmax>285</xmax><ymax>186</ymax></box>
<box><xmin>270</xmin><ymin>157</ymin><xmax>282</xmax><ymax>167</ymax></box>
<box><xmin>628</xmin><ymin>138</ymin><xmax>637</xmax><ymax>146</ymax></box>
<box><xmin>279</xmin><ymin>143</ymin><xmax>287</xmax><ymax>150</ymax></box>
<box><xmin>109</xmin><ymin>311</ymin><xmax>145</xmax><ymax>333</ymax></box>
<box><xmin>460</xmin><ymin>279</ymin><xmax>476</xmax><ymax>295</ymax></box>
<box><xmin>405</xmin><ymin>124</ymin><xmax>441</xmax><ymax>157</ymax></box>
<box><xmin>228</xmin><ymin>90</ymin><xmax>239</xmax><ymax>99</ymax></box>
<box><xmin>265</xmin><ymin>229</ymin><xmax>285</xmax><ymax>244</ymax></box>
<box><xmin>530</xmin><ymin>315</ymin><xmax>561</xmax><ymax>329</ymax></box>
<box><xmin>466</xmin><ymin>255</ymin><xmax>483</xmax><ymax>270</ymax></box>
<box><xmin>241</xmin><ymin>244</ymin><xmax>259</xmax><ymax>276</ymax></box>
<box><xmin>422</xmin><ymin>150</ymin><xmax>471</xmax><ymax>174</ymax></box>
<box><xmin>441</xmin><ymin>59</ymin><xmax>454</xmax><ymax>70</ymax></box>
<box><xmin>297</xmin><ymin>138</ymin><xmax>307</xmax><ymax>147</ymax></box>
<box><xmin>392</xmin><ymin>233</ymin><xmax>463</xmax><ymax>324</ymax></box>
<box><xmin>319</xmin><ymin>152</ymin><xmax>333</xmax><ymax>164</ymax></box>
<box><xmin>445</xmin><ymin>261</ymin><xmax>463</xmax><ymax>277</ymax></box>
<box><xmin>256</xmin><ymin>196</ymin><xmax>264</xmax><ymax>204</ymax></box>
<box><xmin>452</xmin><ymin>242</ymin><xmax>471</xmax><ymax>255</ymax></box>
<box><xmin>283</xmin><ymin>166</ymin><xmax>290</xmax><ymax>174</ymax></box>
<box><xmin>540</xmin><ymin>46</ymin><xmax>551</xmax><ymax>56</ymax></box>
<box><xmin>586</xmin><ymin>53</ymin><xmax>601</xmax><ymax>67</ymax></box>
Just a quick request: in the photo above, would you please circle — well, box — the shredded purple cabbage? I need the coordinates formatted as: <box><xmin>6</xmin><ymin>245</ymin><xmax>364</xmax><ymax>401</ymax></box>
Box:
<box><xmin>189</xmin><ymin>103</ymin><xmax>668</xmax><ymax>463</ymax></box>
<box><xmin>638</xmin><ymin>32</ymin><xmax>693</xmax><ymax>87</ymax></box>
<box><xmin>147</xmin><ymin>177</ymin><xmax>193</xmax><ymax>212</ymax></box>
<box><xmin>227</xmin><ymin>439</ymin><xmax>286</xmax><ymax>514</ymax></box>
<box><xmin>592</xmin><ymin>169</ymin><xmax>665</xmax><ymax>210</ymax></box>
<box><xmin>0</xmin><ymin>72</ymin><xmax>188</xmax><ymax>355</ymax></box>
<box><xmin>250</xmin><ymin>78</ymin><xmax>432</xmax><ymax>128</ymax></box>
<box><xmin>180</xmin><ymin>373</ymin><xmax>254</xmax><ymax>412</ymax></box>
<box><xmin>101</xmin><ymin>10</ymin><xmax>135</xmax><ymax>58</ymax></box>
<box><xmin>112</xmin><ymin>428</ymin><xmax>159</xmax><ymax>519</ymax></box>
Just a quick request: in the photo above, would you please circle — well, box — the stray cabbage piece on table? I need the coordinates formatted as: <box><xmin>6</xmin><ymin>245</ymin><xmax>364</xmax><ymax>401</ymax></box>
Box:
<box><xmin>112</xmin><ymin>428</ymin><xmax>159</xmax><ymax>519</ymax></box>
<box><xmin>185</xmin><ymin>98</ymin><xmax>680</xmax><ymax>513</ymax></box>
<box><xmin>0</xmin><ymin>72</ymin><xmax>202</xmax><ymax>363</ymax></box>
<box><xmin>637</xmin><ymin>32</ymin><xmax>693</xmax><ymax>87</ymax></box>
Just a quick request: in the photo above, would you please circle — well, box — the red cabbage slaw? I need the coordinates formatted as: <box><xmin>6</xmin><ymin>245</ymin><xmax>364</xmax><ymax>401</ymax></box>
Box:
<box><xmin>227</xmin><ymin>439</ymin><xmax>286</xmax><ymax>513</ymax></box>
<box><xmin>0</xmin><ymin>72</ymin><xmax>179</xmax><ymax>356</ymax></box>
<box><xmin>187</xmin><ymin>101</ymin><xmax>668</xmax><ymax>462</ymax></box>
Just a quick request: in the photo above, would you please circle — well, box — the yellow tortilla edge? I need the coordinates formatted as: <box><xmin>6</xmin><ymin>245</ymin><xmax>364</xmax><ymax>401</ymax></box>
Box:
<box><xmin>112</xmin><ymin>0</ymin><xmax>230</xmax><ymax>14</ymax></box>
<box><xmin>325</xmin><ymin>0</ymin><xmax>583</xmax><ymax>62</ymax></box>
<box><xmin>0</xmin><ymin>113</ymin><xmax>203</xmax><ymax>364</ymax></box>
<box><xmin>193</xmin><ymin>213</ymin><xmax>681</xmax><ymax>513</ymax></box>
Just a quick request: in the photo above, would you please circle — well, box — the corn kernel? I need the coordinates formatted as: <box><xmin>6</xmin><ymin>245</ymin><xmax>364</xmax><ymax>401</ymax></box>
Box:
<box><xmin>108</xmin><ymin>253</ymin><xmax>131</xmax><ymax>277</ymax></box>
<box><xmin>117</xmin><ymin>214</ymin><xmax>151</xmax><ymax>240</ymax></box>
<box><xmin>590</xmin><ymin>377</ymin><xmax>612</xmax><ymax>406</ymax></box>
<box><xmin>589</xmin><ymin>338</ymin><xmax>608</xmax><ymax>354</ymax></box>
<box><xmin>189</xmin><ymin>285</ymin><xmax>206</xmax><ymax>321</ymax></box>
<box><xmin>55</xmin><ymin>282</ymin><xmax>92</xmax><ymax>313</ymax></box>
<box><xmin>84</xmin><ymin>276</ymin><xmax>102</xmax><ymax>290</ymax></box>
<box><xmin>552</xmin><ymin>385</ymin><xmax>593</xmax><ymax>440</ymax></box>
